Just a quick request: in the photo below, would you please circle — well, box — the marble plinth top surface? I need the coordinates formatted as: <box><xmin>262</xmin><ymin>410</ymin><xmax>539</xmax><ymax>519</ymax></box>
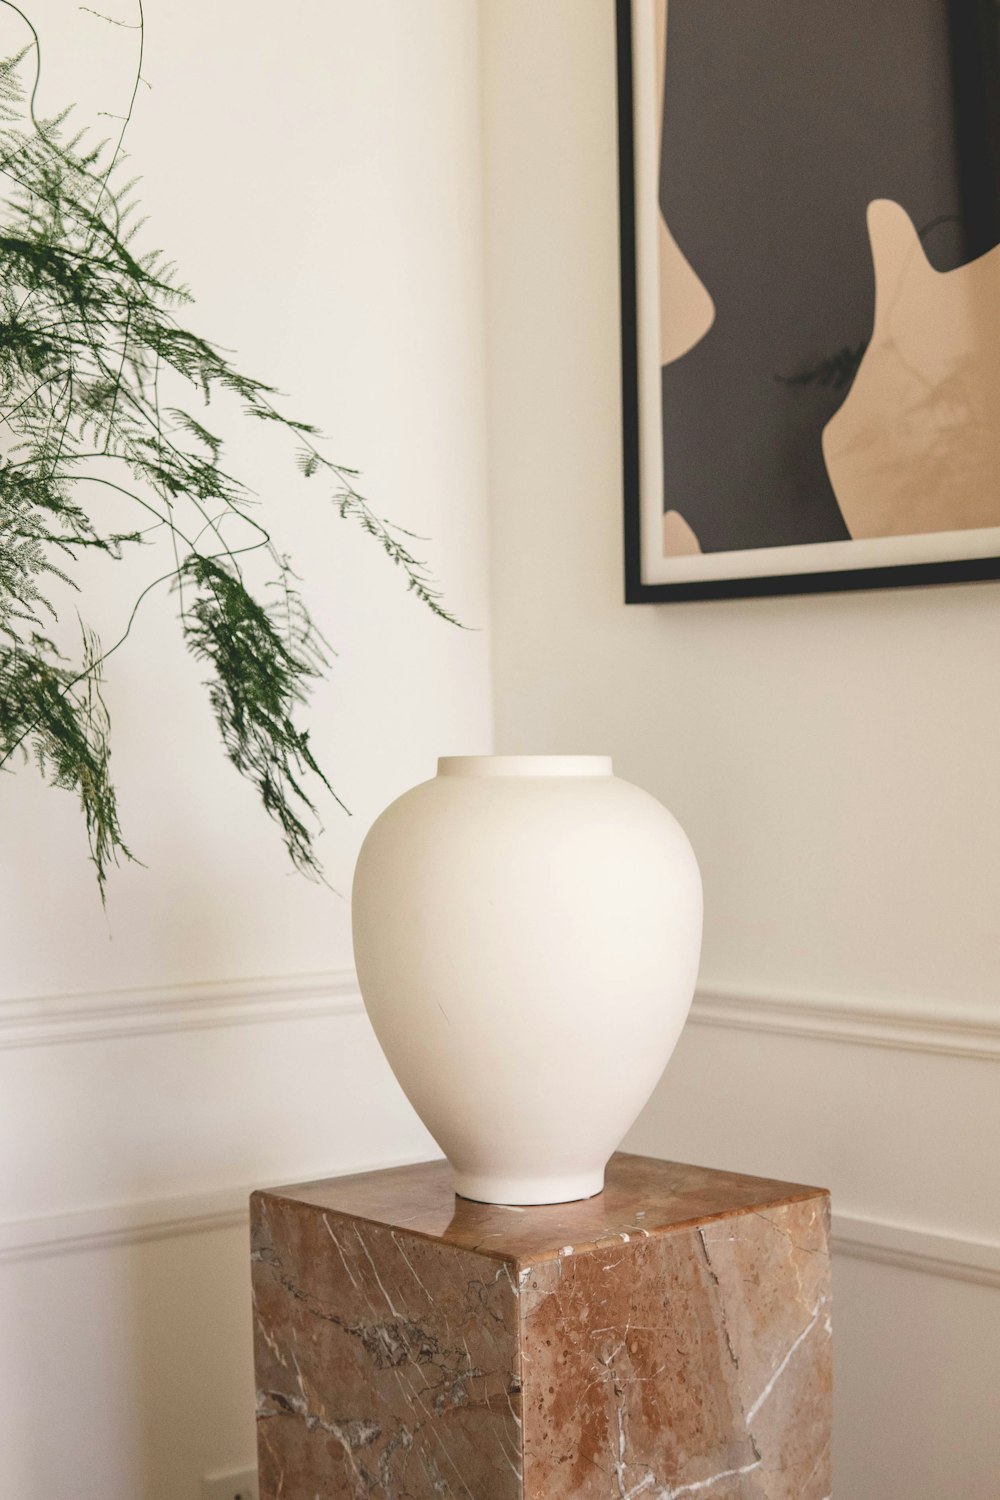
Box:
<box><xmin>258</xmin><ymin>1151</ymin><xmax>824</xmax><ymax>1264</ymax></box>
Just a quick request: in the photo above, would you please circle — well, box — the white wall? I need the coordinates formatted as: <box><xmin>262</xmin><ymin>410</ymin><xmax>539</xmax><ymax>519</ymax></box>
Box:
<box><xmin>479</xmin><ymin>2</ymin><xmax>1000</xmax><ymax>1497</ymax></box>
<box><xmin>0</xmin><ymin>3</ymin><xmax>490</xmax><ymax>1496</ymax></box>
<box><xmin>4</xmin><ymin>4</ymin><xmax>999</xmax><ymax>1497</ymax></box>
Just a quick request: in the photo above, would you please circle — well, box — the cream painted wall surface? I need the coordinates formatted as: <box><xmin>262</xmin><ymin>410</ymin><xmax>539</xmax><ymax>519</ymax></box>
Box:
<box><xmin>0</xmin><ymin>2</ymin><xmax>487</xmax><ymax>1497</ymax></box>
<box><xmin>480</xmin><ymin>2</ymin><xmax>1000</xmax><ymax>1496</ymax></box>
<box><xmin>4</xmin><ymin>2</ymin><xmax>998</xmax><ymax>1496</ymax></box>
<box><xmin>0</xmin><ymin>0</ymin><xmax>491</xmax><ymax>997</ymax></box>
<box><xmin>481</xmin><ymin>0</ymin><xmax>1000</xmax><ymax>1014</ymax></box>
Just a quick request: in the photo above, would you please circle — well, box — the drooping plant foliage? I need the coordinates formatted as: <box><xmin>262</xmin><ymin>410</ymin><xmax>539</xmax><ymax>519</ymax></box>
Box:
<box><xmin>0</xmin><ymin>3</ymin><xmax>456</xmax><ymax>897</ymax></box>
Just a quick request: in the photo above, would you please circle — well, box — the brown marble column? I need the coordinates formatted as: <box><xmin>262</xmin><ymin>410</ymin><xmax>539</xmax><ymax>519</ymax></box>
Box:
<box><xmin>251</xmin><ymin>1152</ymin><xmax>831</xmax><ymax>1499</ymax></box>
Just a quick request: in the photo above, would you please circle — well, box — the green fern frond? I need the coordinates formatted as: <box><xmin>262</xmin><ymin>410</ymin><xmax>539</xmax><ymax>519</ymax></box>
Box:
<box><xmin>0</xmin><ymin>9</ymin><xmax>456</xmax><ymax>894</ymax></box>
<box><xmin>0</xmin><ymin>628</ymin><xmax>133</xmax><ymax>901</ymax></box>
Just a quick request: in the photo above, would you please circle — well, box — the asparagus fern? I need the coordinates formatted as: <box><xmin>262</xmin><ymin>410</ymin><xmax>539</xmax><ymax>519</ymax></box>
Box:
<box><xmin>0</xmin><ymin>5</ymin><xmax>454</xmax><ymax>897</ymax></box>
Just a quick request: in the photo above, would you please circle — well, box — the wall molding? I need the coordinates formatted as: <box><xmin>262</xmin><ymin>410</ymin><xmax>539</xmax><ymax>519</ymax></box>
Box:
<box><xmin>0</xmin><ymin>969</ymin><xmax>363</xmax><ymax>1049</ymax></box>
<box><xmin>0</xmin><ymin>1155</ymin><xmax>434</xmax><ymax>1264</ymax></box>
<box><xmin>0</xmin><ymin>1186</ymin><xmax>253</xmax><ymax>1263</ymax></box>
<box><xmin>832</xmin><ymin>1213</ymin><xmax>1000</xmax><ymax>1291</ymax></box>
<box><xmin>3</xmin><ymin>1176</ymin><xmax>998</xmax><ymax>1289</ymax></box>
<box><xmin>690</xmin><ymin>982</ymin><xmax>1000</xmax><ymax>1061</ymax></box>
<box><xmin>2</xmin><ymin>968</ymin><xmax>997</xmax><ymax>1060</ymax></box>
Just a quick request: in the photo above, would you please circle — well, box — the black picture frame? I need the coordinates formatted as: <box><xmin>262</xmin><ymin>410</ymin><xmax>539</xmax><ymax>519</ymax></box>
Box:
<box><xmin>616</xmin><ymin>0</ymin><xmax>1000</xmax><ymax>604</ymax></box>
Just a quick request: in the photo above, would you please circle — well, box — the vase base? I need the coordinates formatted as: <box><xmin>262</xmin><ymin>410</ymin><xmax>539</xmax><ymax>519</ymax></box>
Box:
<box><xmin>452</xmin><ymin>1168</ymin><xmax>606</xmax><ymax>1207</ymax></box>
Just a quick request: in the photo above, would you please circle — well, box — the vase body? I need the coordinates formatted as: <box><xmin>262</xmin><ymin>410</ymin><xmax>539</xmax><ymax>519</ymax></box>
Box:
<box><xmin>351</xmin><ymin>755</ymin><xmax>702</xmax><ymax>1205</ymax></box>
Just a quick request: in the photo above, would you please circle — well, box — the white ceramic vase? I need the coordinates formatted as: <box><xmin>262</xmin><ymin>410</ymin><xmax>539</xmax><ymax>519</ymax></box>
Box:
<box><xmin>351</xmin><ymin>755</ymin><xmax>702</xmax><ymax>1205</ymax></box>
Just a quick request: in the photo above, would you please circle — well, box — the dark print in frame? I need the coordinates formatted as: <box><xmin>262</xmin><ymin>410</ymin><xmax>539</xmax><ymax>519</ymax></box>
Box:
<box><xmin>617</xmin><ymin>0</ymin><xmax>1000</xmax><ymax>602</ymax></box>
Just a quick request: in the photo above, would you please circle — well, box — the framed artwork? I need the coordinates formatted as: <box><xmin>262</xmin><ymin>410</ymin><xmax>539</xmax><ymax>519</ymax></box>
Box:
<box><xmin>617</xmin><ymin>0</ymin><xmax>1000</xmax><ymax>602</ymax></box>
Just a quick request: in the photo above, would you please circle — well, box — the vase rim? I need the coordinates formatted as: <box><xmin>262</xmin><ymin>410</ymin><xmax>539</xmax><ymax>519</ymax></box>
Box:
<box><xmin>437</xmin><ymin>755</ymin><xmax>613</xmax><ymax>778</ymax></box>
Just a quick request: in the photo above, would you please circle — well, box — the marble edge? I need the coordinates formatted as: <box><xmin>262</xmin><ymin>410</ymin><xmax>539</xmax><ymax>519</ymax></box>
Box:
<box><xmin>253</xmin><ymin>1153</ymin><xmax>829</xmax><ymax>1205</ymax></box>
<box><xmin>248</xmin><ymin>1186</ymin><xmax>516</xmax><ymax>1265</ymax></box>
<box><xmin>507</xmin><ymin>1188</ymin><xmax>833</xmax><ymax>1271</ymax></box>
<box><xmin>249</xmin><ymin>1157</ymin><xmax>831</xmax><ymax>1269</ymax></box>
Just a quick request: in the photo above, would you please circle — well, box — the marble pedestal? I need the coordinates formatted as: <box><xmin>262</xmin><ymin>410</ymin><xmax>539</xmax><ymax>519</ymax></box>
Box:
<box><xmin>251</xmin><ymin>1153</ymin><xmax>831</xmax><ymax>1499</ymax></box>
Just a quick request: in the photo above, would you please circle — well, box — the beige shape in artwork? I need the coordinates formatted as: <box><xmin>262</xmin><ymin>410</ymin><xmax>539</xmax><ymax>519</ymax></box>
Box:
<box><xmin>824</xmin><ymin>199</ymin><xmax>1000</xmax><ymax>539</ymax></box>
<box><xmin>654</xmin><ymin>0</ymin><xmax>715</xmax><ymax>368</ymax></box>
<box><xmin>654</xmin><ymin>0</ymin><xmax>712</xmax><ymax>557</ymax></box>
<box><xmin>663</xmin><ymin>508</ymin><xmax>702</xmax><ymax>556</ymax></box>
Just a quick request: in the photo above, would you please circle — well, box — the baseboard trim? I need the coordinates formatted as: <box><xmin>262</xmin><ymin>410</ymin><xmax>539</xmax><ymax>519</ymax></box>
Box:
<box><xmin>0</xmin><ymin>970</ymin><xmax>363</xmax><ymax>1049</ymax></box>
<box><xmin>690</xmin><ymin>983</ymin><xmax>1000</xmax><ymax>1061</ymax></box>
<box><xmin>3</xmin><ymin>1175</ymin><xmax>998</xmax><ymax>1289</ymax></box>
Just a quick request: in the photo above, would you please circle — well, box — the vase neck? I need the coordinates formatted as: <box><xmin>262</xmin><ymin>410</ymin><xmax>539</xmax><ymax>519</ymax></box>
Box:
<box><xmin>437</xmin><ymin>755</ymin><xmax>613</xmax><ymax>779</ymax></box>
